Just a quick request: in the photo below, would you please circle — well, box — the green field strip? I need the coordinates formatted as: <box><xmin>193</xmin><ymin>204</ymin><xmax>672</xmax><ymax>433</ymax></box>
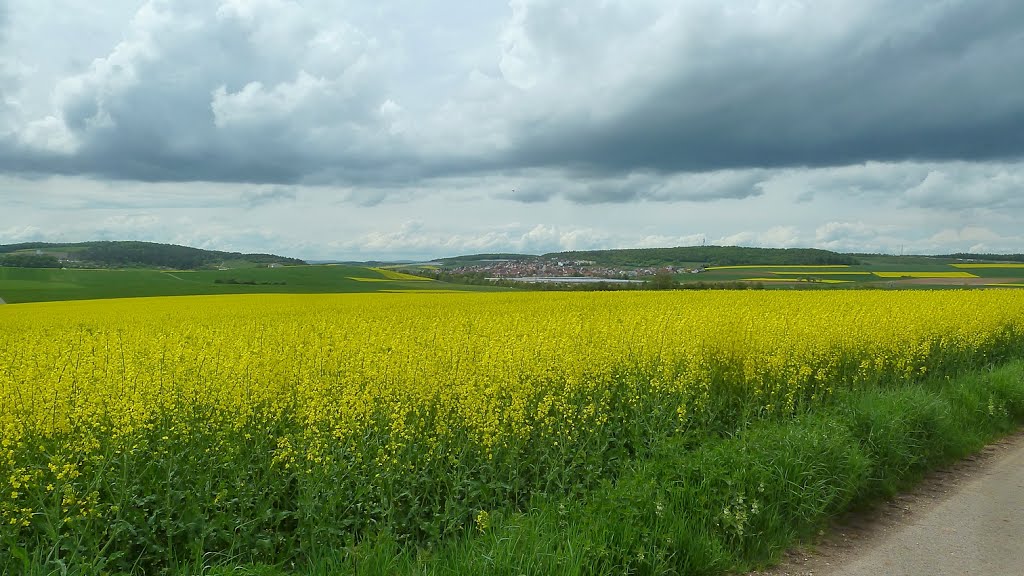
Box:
<box><xmin>741</xmin><ymin>277</ymin><xmax>852</xmax><ymax>284</ymax></box>
<box><xmin>705</xmin><ymin>265</ymin><xmax>851</xmax><ymax>270</ymax></box>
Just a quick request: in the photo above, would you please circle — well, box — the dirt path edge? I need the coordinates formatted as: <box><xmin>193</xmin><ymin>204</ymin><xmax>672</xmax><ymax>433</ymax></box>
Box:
<box><xmin>745</xmin><ymin>429</ymin><xmax>1024</xmax><ymax>576</ymax></box>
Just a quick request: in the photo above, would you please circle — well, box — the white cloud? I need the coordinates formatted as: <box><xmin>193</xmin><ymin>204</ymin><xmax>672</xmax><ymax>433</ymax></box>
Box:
<box><xmin>915</xmin><ymin>227</ymin><xmax>1024</xmax><ymax>255</ymax></box>
<box><xmin>928</xmin><ymin>227</ymin><xmax>1002</xmax><ymax>245</ymax></box>
<box><xmin>6</xmin><ymin>0</ymin><xmax>397</xmax><ymax>181</ymax></box>
<box><xmin>211</xmin><ymin>73</ymin><xmax>328</xmax><ymax>129</ymax></box>
<box><xmin>0</xmin><ymin>225</ymin><xmax>46</xmax><ymax>243</ymax></box>
<box><xmin>329</xmin><ymin>222</ymin><xmax>615</xmax><ymax>260</ymax></box>
<box><xmin>96</xmin><ymin>213</ymin><xmax>161</xmax><ymax>237</ymax></box>
<box><xmin>760</xmin><ymin>226</ymin><xmax>802</xmax><ymax>248</ymax></box>
<box><xmin>812</xmin><ymin>221</ymin><xmax>905</xmax><ymax>253</ymax></box>
<box><xmin>17</xmin><ymin>115</ymin><xmax>77</xmax><ymax>154</ymax></box>
<box><xmin>715</xmin><ymin>226</ymin><xmax>801</xmax><ymax>249</ymax></box>
<box><xmin>903</xmin><ymin>165</ymin><xmax>1024</xmax><ymax>209</ymax></box>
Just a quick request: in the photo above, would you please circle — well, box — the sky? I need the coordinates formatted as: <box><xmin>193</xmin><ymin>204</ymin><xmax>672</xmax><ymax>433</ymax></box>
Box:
<box><xmin>1</xmin><ymin>0</ymin><xmax>1023</xmax><ymax>261</ymax></box>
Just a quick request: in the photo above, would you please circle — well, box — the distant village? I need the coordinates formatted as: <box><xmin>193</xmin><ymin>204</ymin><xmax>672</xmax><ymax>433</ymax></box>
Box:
<box><xmin>445</xmin><ymin>258</ymin><xmax>706</xmax><ymax>280</ymax></box>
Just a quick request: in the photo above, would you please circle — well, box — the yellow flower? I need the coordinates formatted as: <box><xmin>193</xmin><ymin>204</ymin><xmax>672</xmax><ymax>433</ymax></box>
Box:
<box><xmin>475</xmin><ymin>509</ymin><xmax>491</xmax><ymax>533</ymax></box>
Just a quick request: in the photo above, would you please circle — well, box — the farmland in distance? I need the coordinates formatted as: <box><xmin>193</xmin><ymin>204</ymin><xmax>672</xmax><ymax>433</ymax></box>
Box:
<box><xmin>0</xmin><ymin>264</ymin><xmax>497</xmax><ymax>304</ymax></box>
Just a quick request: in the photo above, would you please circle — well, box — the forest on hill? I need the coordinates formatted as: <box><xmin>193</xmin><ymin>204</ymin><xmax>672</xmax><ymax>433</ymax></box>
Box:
<box><xmin>944</xmin><ymin>252</ymin><xmax>1024</xmax><ymax>263</ymax></box>
<box><xmin>0</xmin><ymin>241</ymin><xmax>305</xmax><ymax>270</ymax></box>
<box><xmin>543</xmin><ymin>246</ymin><xmax>859</xmax><ymax>267</ymax></box>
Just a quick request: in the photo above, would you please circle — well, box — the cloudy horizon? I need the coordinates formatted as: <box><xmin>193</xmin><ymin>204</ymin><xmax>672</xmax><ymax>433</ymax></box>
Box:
<box><xmin>2</xmin><ymin>1</ymin><xmax>1023</xmax><ymax>261</ymax></box>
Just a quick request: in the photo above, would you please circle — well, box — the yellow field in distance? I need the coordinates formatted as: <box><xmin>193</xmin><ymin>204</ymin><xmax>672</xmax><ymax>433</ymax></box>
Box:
<box><xmin>769</xmin><ymin>271</ymin><xmax>871</xmax><ymax>276</ymax></box>
<box><xmin>873</xmin><ymin>271</ymin><xmax>978</xmax><ymax>278</ymax></box>
<box><xmin>370</xmin><ymin>267</ymin><xmax>432</xmax><ymax>281</ymax></box>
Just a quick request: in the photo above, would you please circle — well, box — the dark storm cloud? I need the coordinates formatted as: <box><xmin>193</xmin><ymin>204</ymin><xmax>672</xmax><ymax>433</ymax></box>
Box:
<box><xmin>0</xmin><ymin>0</ymin><xmax>16</xmax><ymax>163</ymax></box>
<box><xmin>507</xmin><ymin>1</ymin><xmax>1024</xmax><ymax>174</ymax></box>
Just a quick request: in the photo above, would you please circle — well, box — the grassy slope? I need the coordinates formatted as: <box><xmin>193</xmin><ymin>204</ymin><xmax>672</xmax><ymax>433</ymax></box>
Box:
<box><xmin>0</xmin><ymin>265</ymin><xmax>495</xmax><ymax>303</ymax></box>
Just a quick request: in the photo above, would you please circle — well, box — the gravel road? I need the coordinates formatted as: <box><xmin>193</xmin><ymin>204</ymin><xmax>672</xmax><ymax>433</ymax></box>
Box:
<box><xmin>750</xmin><ymin>431</ymin><xmax>1024</xmax><ymax>576</ymax></box>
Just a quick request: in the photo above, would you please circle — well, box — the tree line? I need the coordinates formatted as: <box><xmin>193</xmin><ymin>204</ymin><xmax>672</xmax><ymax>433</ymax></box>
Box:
<box><xmin>544</xmin><ymin>246</ymin><xmax>858</xmax><ymax>267</ymax></box>
<box><xmin>0</xmin><ymin>254</ymin><xmax>61</xmax><ymax>268</ymax></box>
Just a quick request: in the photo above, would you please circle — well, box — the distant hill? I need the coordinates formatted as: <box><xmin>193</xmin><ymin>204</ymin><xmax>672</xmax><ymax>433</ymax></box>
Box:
<box><xmin>541</xmin><ymin>246</ymin><xmax>859</xmax><ymax>267</ymax></box>
<box><xmin>0</xmin><ymin>241</ymin><xmax>305</xmax><ymax>270</ymax></box>
<box><xmin>438</xmin><ymin>246</ymin><xmax>858</xmax><ymax>268</ymax></box>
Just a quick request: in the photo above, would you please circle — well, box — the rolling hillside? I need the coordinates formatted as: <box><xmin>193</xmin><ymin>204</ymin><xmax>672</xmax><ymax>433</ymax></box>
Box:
<box><xmin>0</xmin><ymin>241</ymin><xmax>305</xmax><ymax>270</ymax></box>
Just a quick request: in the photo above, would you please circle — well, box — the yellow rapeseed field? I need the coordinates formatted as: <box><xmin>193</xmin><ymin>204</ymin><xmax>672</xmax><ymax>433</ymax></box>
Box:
<box><xmin>2</xmin><ymin>291</ymin><xmax>1023</xmax><ymax>567</ymax></box>
<box><xmin>872</xmin><ymin>271</ymin><xmax>979</xmax><ymax>278</ymax></box>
